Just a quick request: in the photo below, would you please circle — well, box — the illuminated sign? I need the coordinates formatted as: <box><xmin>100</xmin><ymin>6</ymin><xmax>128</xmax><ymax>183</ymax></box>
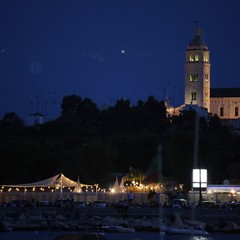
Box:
<box><xmin>192</xmin><ymin>169</ymin><xmax>207</xmax><ymax>188</ymax></box>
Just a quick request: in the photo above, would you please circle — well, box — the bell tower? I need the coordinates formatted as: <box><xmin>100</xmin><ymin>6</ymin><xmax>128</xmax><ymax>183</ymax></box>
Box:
<box><xmin>185</xmin><ymin>26</ymin><xmax>211</xmax><ymax>112</ymax></box>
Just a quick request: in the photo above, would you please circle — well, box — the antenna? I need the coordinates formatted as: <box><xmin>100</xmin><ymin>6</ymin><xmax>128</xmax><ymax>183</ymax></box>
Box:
<box><xmin>166</xmin><ymin>80</ymin><xmax>171</xmax><ymax>105</ymax></box>
<box><xmin>35</xmin><ymin>94</ymin><xmax>39</xmax><ymax>113</ymax></box>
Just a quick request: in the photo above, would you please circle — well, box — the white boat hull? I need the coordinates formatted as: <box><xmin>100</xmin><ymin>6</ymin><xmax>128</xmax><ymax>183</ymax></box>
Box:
<box><xmin>160</xmin><ymin>225</ymin><xmax>208</xmax><ymax>235</ymax></box>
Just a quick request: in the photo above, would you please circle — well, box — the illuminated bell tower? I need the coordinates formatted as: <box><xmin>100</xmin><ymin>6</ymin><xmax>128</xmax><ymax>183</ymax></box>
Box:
<box><xmin>185</xmin><ymin>26</ymin><xmax>211</xmax><ymax>112</ymax></box>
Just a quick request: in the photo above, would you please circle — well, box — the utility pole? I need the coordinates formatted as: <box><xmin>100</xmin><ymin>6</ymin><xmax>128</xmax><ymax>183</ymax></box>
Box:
<box><xmin>193</xmin><ymin>111</ymin><xmax>202</xmax><ymax>204</ymax></box>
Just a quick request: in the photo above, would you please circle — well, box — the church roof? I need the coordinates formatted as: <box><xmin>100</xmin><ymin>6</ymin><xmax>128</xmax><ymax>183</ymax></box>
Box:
<box><xmin>187</xmin><ymin>26</ymin><xmax>208</xmax><ymax>50</ymax></box>
<box><xmin>211</xmin><ymin>88</ymin><xmax>240</xmax><ymax>98</ymax></box>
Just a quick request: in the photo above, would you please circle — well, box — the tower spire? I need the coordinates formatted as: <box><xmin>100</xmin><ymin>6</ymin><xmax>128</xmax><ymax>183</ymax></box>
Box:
<box><xmin>188</xmin><ymin>23</ymin><xmax>208</xmax><ymax>50</ymax></box>
<box><xmin>195</xmin><ymin>21</ymin><xmax>201</xmax><ymax>36</ymax></box>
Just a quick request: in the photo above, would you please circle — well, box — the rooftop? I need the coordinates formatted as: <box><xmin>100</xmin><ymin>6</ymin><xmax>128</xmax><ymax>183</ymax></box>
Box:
<box><xmin>211</xmin><ymin>88</ymin><xmax>240</xmax><ymax>98</ymax></box>
<box><xmin>187</xmin><ymin>26</ymin><xmax>208</xmax><ymax>50</ymax></box>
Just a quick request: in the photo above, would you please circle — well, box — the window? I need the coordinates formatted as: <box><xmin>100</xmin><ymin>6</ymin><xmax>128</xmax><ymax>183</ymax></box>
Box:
<box><xmin>220</xmin><ymin>107</ymin><xmax>224</xmax><ymax>117</ymax></box>
<box><xmin>204</xmin><ymin>54</ymin><xmax>208</xmax><ymax>62</ymax></box>
<box><xmin>191</xmin><ymin>92</ymin><xmax>196</xmax><ymax>100</ymax></box>
<box><xmin>205</xmin><ymin>90</ymin><xmax>208</xmax><ymax>101</ymax></box>
<box><xmin>235</xmin><ymin>107</ymin><xmax>238</xmax><ymax>116</ymax></box>
<box><xmin>189</xmin><ymin>54</ymin><xmax>200</xmax><ymax>62</ymax></box>
<box><xmin>205</xmin><ymin>73</ymin><xmax>208</xmax><ymax>80</ymax></box>
<box><xmin>195</xmin><ymin>54</ymin><xmax>199</xmax><ymax>61</ymax></box>
<box><xmin>190</xmin><ymin>73</ymin><xmax>198</xmax><ymax>81</ymax></box>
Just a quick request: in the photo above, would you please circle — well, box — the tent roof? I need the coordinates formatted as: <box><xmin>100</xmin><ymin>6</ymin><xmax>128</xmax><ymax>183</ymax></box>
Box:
<box><xmin>112</xmin><ymin>176</ymin><xmax>121</xmax><ymax>193</ymax></box>
<box><xmin>1</xmin><ymin>173</ymin><xmax>93</xmax><ymax>188</ymax></box>
<box><xmin>119</xmin><ymin>177</ymin><xmax>125</xmax><ymax>192</ymax></box>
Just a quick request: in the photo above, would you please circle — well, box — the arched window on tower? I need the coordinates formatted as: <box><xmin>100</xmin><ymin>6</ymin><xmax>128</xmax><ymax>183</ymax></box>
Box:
<box><xmin>235</xmin><ymin>107</ymin><xmax>238</xmax><ymax>117</ymax></box>
<box><xmin>204</xmin><ymin>53</ymin><xmax>209</xmax><ymax>62</ymax></box>
<box><xmin>190</xmin><ymin>92</ymin><xmax>197</xmax><ymax>100</ymax></box>
<box><xmin>220</xmin><ymin>107</ymin><xmax>224</xmax><ymax>117</ymax></box>
<box><xmin>190</xmin><ymin>73</ymin><xmax>198</xmax><ymax>82</ymax></box>
<box><xmin>204</xmin><ymin>73</ymin><xmax>208</xmax><ymax>81</ymax></box>
<box><xmin>205</xmin><ymin>90</ymin><xmax>208</xmax><ymax>101</ymax></box>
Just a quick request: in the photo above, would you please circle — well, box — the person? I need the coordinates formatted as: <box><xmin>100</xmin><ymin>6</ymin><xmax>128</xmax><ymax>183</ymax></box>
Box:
<box><xmin>128</xmin><ymin>191</ymin><xmax>134</xmax><ymax>204</ymax></box>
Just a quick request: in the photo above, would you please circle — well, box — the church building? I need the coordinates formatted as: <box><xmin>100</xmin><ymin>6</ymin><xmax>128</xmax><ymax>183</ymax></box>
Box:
<box><xmin>168</xmin><ymin>26</ymin><xmax>240</xmax><ymax>132</ymax></box>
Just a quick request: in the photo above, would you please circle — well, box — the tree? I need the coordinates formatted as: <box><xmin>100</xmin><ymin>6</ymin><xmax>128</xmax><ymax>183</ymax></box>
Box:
<box><xmin>0</xmin><ymin>112</ymin><xmax>24</xmax><ymax>136</ymax></box>
<box><xmin>61</xmin><ymin>95</ymin><xmax>82</xmax><ymax>117</ymax></box>
<box><xmin>125</xmin><ymin>167</ymin><xmax>145</xmax><ymax>184</ymax></box>
<box><xmin>77</xmin><ymin>97</ymin><xmax>100</xmax><ymax>126</ymax></box>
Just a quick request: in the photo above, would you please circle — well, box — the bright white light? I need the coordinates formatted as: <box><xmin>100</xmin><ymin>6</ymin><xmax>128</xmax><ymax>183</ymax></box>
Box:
<box><xmin>121</xmin><ymin>49</ymin><xmax>126</xmax><ymax>54</ymax></box>
<box><xmin>111</xmin><ymin>188</ymin><xmax>115</xmax><ymax>193</ymax></box>
<box><xmin>193</xmin><ymin>169</ymin><xmax>207</xmax><ymax>188</ymax></box>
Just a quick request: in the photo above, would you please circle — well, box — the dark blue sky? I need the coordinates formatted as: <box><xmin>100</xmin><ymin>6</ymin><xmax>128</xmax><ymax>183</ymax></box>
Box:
<box><xmin>0</xmin><ymin>0</ymin><xmax>240</xmax><ymax>121</ymax></box>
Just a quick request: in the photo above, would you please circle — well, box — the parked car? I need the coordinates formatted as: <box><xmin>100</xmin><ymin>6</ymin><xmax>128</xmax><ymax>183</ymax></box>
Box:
<box><xmin>197</xmin><ymin>200</ymin><xmax>216</xmax><ymax>209</ymax></box>
<box><xmin>171</xmin><ymin>199</ymin><xmax>188</xmax><ymax>208</ymax></box>
<box><xmin>231</xmin><ymin>202</ymin><xmax>240</xmax><ymax>210</ymax></box>
<box><xmin>73</xmin><ymin>201</ymin><xmax>89</xmax><ymax>208</ymax></box>
<box><xmin>54</xmin><ymin>199</ymin><xmax>74</xmax><ymax>208</ymax></box>
<box><xmin>92</xmin><ymin>201</ymin><xmax>107</xmax><ymax>208</ymax></box>
<box><xmin>38</xmin><ymin>200</ymin><xmax>52</xmax><ymax>207</ymax></box>
<box><xmin>7</xmin><ymin>200</ymin><xmax>33</xmax><ymax>207</ymax></box>
<box><xmin>220</xmin><ymin>201</ymin><xmax>234</xmax><ymax>209</ymax></box>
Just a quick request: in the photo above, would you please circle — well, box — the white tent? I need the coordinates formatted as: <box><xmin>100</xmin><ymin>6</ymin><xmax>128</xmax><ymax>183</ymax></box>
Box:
<box><xmin>112</xmin><ymin>176</ymin><xmax>121</xmax><ymax>193</ymax></box>
<box><xmin>1</xmin><ymin>173</ymin><xmax>93</xmax><ymax>192</ymax></box>
<box><xmin>73</xmin><ymin>176</ymin><xmax>82</xmax><ymax>193</ymax></box>
<box><xmin>119</xmin><ymin>177</ymin><xmax>126</xmax><ymax>192</ymax></box>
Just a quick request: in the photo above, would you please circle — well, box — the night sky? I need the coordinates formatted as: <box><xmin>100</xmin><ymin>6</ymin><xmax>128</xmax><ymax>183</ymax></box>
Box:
<box><xmin>0</xmin><ymin>0</ymin><xmax>240</xmax><ymax>121</ymax></box>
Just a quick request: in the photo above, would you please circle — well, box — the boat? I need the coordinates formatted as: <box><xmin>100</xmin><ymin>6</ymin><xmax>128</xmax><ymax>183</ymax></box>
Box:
<box><xmin>54</xmin><ymin>232</ymin><xmax>106</xmax><ymax>240</ymax></box>
<box><xmin>101</xmin><ymin>225</ymin><xmax>135</xmax><ymax>233</ymax></box>
<box><xmin>160</xmin><ymin>225</ymin><xmax>208</xmax><ymax>235</ymax></box>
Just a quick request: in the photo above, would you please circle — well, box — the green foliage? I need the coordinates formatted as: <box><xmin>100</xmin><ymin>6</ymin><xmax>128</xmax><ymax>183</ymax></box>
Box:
<box><xmin>125</xmin><ymin>167</ymin><xmax>145</xmax><ymax>183</ymax></box>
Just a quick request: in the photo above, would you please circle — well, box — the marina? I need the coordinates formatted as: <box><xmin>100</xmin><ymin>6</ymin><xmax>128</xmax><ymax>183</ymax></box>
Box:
<box><xmin>1</xmin><ymin>230</ymin><xmax>240</xmax><ymax>240</ymax></box>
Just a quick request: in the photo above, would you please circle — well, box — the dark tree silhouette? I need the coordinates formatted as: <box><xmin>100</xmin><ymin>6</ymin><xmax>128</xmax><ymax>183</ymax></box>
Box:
<box><xmin>0</xmin><ymin>95</ymin><xmax>238</xmax><ymax>190</ymax></box>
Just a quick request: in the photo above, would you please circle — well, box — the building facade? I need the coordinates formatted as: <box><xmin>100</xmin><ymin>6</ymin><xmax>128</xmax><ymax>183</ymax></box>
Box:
<box><xmin>210</xmin><ymin>88</ymin><xmax>240</xmax><ymax>119</ymax></box>
<box><xmin>183</xmin><ymin>27</ymin><xmax>240</xmax><ymax>123</ymax></box>
<box><xmin>184</xmin><ymin>26</ymin><xmax>211</xmax><ymax>112</ymax></box>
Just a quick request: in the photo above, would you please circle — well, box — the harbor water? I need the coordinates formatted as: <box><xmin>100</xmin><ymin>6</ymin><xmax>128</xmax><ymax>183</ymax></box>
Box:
<box><xmin>0</xmin><ymin>231</ymin><xmax>240</xmax><ymax>240</ymax></box>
